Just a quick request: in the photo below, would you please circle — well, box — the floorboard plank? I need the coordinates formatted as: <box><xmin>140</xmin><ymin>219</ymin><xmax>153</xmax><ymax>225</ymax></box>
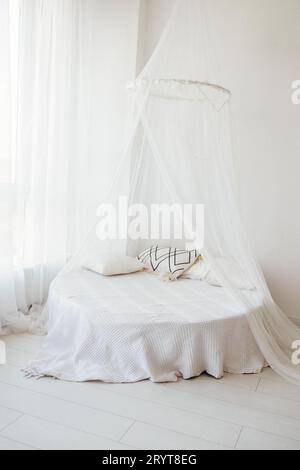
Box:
<box><xmin>1</xmin><ymin>415</ymin><xmax>135</xmax><ymax>450</ymax></box>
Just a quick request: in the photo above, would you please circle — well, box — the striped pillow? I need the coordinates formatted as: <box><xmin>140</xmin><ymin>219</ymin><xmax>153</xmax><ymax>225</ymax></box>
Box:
<box><xmin>138</xmin><ymin>246</ymin><xmax>199</xmax><ymax>280</ymax></box>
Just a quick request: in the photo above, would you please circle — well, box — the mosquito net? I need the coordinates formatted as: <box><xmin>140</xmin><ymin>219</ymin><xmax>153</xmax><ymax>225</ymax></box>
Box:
<box><xmin>57</xmin><ymin>0</ymin><xmax>300</xmax><ymax>384</ymax></box>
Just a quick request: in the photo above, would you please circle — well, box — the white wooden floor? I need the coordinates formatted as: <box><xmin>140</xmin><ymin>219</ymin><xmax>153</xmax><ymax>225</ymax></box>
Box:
<box><xmin>0</xmin><ymin>334</ymin><xmax>300</xmax><ymax>450</ymax></box>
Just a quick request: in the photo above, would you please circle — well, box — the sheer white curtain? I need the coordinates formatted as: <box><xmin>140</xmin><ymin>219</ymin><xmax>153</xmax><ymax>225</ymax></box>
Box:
<box><xmin>0</xmin><ymin>0</ymin><xmax>86</xmax><ymax>333</ymax></box>
<box><xmin>0</xmin><ymin>0</ymin><xmax>139</xmax><ymax>334</ymax></box>
<box><xmin>0</xmin><ymin>0</ymin><xmax>24</xmax><ymax>333</ymax></box>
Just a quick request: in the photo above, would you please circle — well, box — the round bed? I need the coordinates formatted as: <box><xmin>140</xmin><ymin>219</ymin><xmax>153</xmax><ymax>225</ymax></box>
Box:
<box><xmin>26</xmin><ymin>269</ymin><xmax>266</xmax><ymax>382</ymax></box>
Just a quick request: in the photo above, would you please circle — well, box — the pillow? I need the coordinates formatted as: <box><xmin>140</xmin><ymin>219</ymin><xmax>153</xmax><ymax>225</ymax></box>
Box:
<box><xmin>183</xmin><ymin>257</ymin><xmax>254</xmax><ymax>290</ymax></box>
<box><xmin>137</xmin><ymin>246</ymin><xmax>199</xmax><ymax>281</ymax></box>
<box><xmin>182</xmin><ymin>257</ymin><xmax>214</xmax><ymax>282</ymax></box>
<box><xmin>85</xmin><ymin>253</ymin><xmax>144</xmax><ymax>276</ymax></box>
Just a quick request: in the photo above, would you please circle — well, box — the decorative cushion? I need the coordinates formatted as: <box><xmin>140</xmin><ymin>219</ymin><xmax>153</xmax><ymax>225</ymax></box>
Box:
<box><xmin>137</xmin><ymin>245</ymin><xmax>199</xmax><ymax>281</ymax></box>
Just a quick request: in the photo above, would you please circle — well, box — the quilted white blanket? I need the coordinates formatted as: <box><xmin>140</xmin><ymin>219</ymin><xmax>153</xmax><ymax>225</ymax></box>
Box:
<box><xmin>25</xmin><ymin>270</ymin><xmax>265</xmax><ymax>382</ymax></box>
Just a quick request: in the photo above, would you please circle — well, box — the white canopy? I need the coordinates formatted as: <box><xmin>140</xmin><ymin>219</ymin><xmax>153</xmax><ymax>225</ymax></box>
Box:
<box><xmin>42</xmin><ymin>0</ymin><xmax>300</xmax><ymax>384</ymax></box>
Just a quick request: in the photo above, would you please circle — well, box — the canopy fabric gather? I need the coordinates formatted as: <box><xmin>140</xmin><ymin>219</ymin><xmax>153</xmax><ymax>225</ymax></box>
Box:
<box><xmin>29</xmin><ymin>0</ymin><xmax>300</xmax><ymax>384</ymax></box>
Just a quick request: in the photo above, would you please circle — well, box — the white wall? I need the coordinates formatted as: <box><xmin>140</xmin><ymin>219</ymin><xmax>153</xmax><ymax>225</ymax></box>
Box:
<box><xmin>138</xmin><ymin>0</ymin><xmax>300</xmax><ymax>319</ymax></box>
<box><xmin>87</xmin><ymin>0</ymin><xmax>140</xmax><ymax>209</ymax></box>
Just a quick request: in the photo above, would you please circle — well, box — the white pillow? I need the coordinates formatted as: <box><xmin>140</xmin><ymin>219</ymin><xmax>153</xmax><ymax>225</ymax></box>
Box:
<box><xmin>137</xmin><ymin>246</ymin><xmax>199</xmax><ymax>281</ymax></box>
<box><xmin>85</xmin><ymin>254</ymin><xmax>144</xmax><ymax>276</ymax></box>
<box><xmin>183</xmin><ymin>257</ymin><xmax>254</xmax><ymax>290</ymax></box>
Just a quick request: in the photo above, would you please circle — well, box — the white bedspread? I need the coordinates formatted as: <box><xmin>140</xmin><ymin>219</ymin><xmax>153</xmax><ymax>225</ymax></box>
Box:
<box><xmin>25</xmin><ymin>269</ymin><xmax>266</xmax><ymax>382</ymax></box>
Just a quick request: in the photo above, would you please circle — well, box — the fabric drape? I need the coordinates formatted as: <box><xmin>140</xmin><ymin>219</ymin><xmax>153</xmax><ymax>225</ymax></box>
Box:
<box><xmin>54</xmin><ymin>0</ymin><xmax>300</xmax><ymax>385</ymax></box>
